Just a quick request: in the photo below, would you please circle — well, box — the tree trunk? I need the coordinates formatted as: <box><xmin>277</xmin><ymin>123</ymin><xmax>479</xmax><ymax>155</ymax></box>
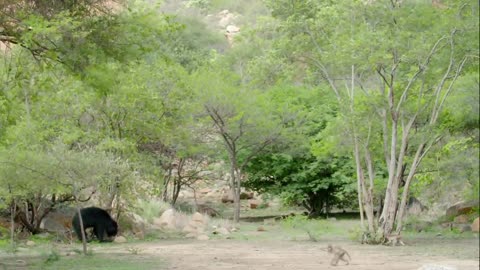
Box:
<box><xmin>306</xmin><ymin>193</ymin><xmax>324</xmax><ymax>218</ymax></box>
<box><xmin>231</xmin><ymin>165</ymin><xmax>241</xmax><ymax>223</ymax></box>
<box><xmin>353</xmin><ymin>136</ymin><xmax>376</xmax><ymax>232</ymax></box>
<box><xmin>395</xmin><ymin>143</ymin><xmax>426</xmax><ymax>233</ymax></box>
<box><xmin>379</xmin><ymin>111</ymin><xmax>400</xmax><ymax>236</ymax></box>
<box><xmin>10</xmin><ymin>200</ymin><xmax>16</xmax><ymax>250</ymax></box>
<box><xmin>74</xmin><ymin>193</ymin><xmax>87</xmax><ymax>255</ymax></box>
<box><xmin>380</xmin><ymin>116</ymin><xmax>416</xmax><ymax>236</ymax></box>
<box><xmin>162</xmin><ymin>165</ymin><xmax>173</xmax><ymax>202</ymax></box>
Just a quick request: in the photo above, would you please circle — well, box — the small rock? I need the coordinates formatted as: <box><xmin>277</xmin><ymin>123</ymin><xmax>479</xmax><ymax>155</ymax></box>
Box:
<box><xmin>199</xmin><ymin>188</ymin><xmax>211</xmax><ymax>194</ymax></box>
<box><xmin>133</xmin><ymin>231</ymin><xmax>145</xmax><ymax>240</ymax></box>
<box><xmin>226</xmin><ymin>25</ymin><xmax>240</xmax><ymax>34</ymax></box>
<box><xmin>197</xmin><ymin>205</ymin><xmax>219</xmax><ymax>217</ymax></box>
<box><xmin>446</xmin><ymin>200</ymin><xmax>479</xmax><ymax>217</ymax></box>
<box><xmin>471</xmin><ymin>217</ymin><xmax>479</xmax><ymax>232</ymax></box>
<box><xmin>257</xmin><ymin>226</ymin><xmax>266</xmax><ymax>232</ymax></box>
<box><xmin>417</xmin><ymin>264</ymin><xmax>457</xmax><ymax>270</ymax></box>
<box><xmin>217</xmin><ymin>227</ymin><xmax>230</xmax><ymax>235</ymax></box>
<box><xmin>191</xmin><ymin>212</ymin><xmax>205</xmax><ymax>222</ymax></box>
<box><xmin>453</xmin><ymin>214</ymin><xmax>469</xmax><ymax>224</ymax></box>
<box><xmin>26</xmin><ymin>240</ymin><xmax>35</xmax><ymax>247</ymax></box>
<box><xmin>197</xmin><ymin>234</ymin><xmax>209</xmax><ymax>241</ymax></box>
<box><xmin>263</xmin><ymin>218</ymin><xmax>276</xmax><ymax>226</ymax></box>
<box><xmin>213</xmin><ymin>227</ymin><xmax>230</xmax><ymax>235</ymax></box>
<box><xmin>114</xmin><ymin>236</ymin><xmax>127</xmax><ymax>243</ymax></box>
<box><xmin>460</xmin><ymin>224</ymin><xmax>472</xmax><ymax>233</ymax></box>
<box><xmin>440</xmin><ymin>222</ymin><xmax>453</xmax><ymax>229</ymax></box>
<box><xmin>185</xmin><ymin>232</ymin><xmax>197</xmax><ymax>238</ymax></box>
<box><xmin>36</xmin><ymin>232</ymin><xmax>51</xmax><ymax>238</ymax></box>
<box><xmin>221</xmin><ymin>195</ymin><xmax>234</xmax><ymax>204</ymax></box>
<box><xmin>249</xmin><ymin>200</ymin><xmax>261</xmax><ymax>209</ymax></box>
<box><xmin>183</xmin><ymin>224</ymin><xmax>199</xmax><ymax>234</ymax></box>
<box><xmin>154</xmin><ymin>209</ymin><xmax>176</xmax><ymax>230</ymax></box>
<box><xmin>240</xmin><ymin>192</ymin><xmax>254</xmax><ymax>200</ymax></box>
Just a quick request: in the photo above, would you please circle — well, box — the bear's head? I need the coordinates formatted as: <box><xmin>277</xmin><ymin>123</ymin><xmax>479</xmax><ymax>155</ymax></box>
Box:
<box><xmin>106</xmin><ymin>220</ymin><xmax>118</xmax><ymax>237</ymax></box>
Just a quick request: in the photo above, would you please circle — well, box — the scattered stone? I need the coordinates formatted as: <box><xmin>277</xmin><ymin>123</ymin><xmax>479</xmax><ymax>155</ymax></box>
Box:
<box><xmin>453</xmin><ymin>214</ymin><xmax>469</xmax><ymax>224</ymax></box>
<box><xmin>460</xmin><ymin>224</ymin><xmax>472</xmax><ymax>233</ymax></box>
<box><xmin>197</xmin><ymin>234</ymin><xmax>209</xmax><ymax>241</ymax></box>
<box><xmin>133</xmin><ymin>230</ymin><xmax>145</xmax><ymax>240</ymax></box>
<box><xmin>263</xmin><ymin>218</ymin><xmax>276</xmax><ymax>226</ymax></box>
<box><xmin>257</xmin><ymin>226</ymin><xmax>266</xmax><ymax>232</ymax></box>
<box><xmin>40</xmin><ymin>208</ymin><xmax>75</xmax><ymax>232</ymax></box>
<box><xmin>407</xmin><ymin>197</ymin><xmax>427</xmax><ymax>215</ymax></box>
<box><xmin>446</xmin><ymin>200</ymin><xmax>479</xmax><ymax>217</ymax></box>
<box><xmin>197</xmin><ymin>205</ymin><xmax>219</xmax><ymax>217</ymax></box>
<box><xmin>240</xmin><ymin>192</ymin><xmax>254</xmax><ymax>200</ymax></box>
<box><xmin>114</xmin><ymin>236</ymin><xmax>127</xmax><ymax>243</ymax></box>
<box><xmin>409</xmin><ymin>221</ymin><xmax>433</xmax><ymax>232</ymax></box>
<box><xmin>249</xmin><ymin>199</ymin><xmax>261</xmax><ymax>209</ymax></box>
<box><xmin>199</xmin><ymin>188</ymin><xmax>212</xmax><ymax>194</ymax></box>
<box><xmin>191</xmin><ymin>212</ymin><xmax>205</xmax><ymax>222</ymax></box>
<box><xmin>218</xmin><ymin>10</ymin><xmax>236</xmax><ymax>28</ymax></box>
<box><xmin>154</xmin><ymin>209</ymin><xmax>176</xmax><ymax>230</ymax></box>
<box><xmin>26</xmin><ymin>240</ymin><xmax>35</xmax><ymax>247</ymax></box>
<box><xmin>226</xmin><ymin>25</ymin><xmax>240</xmax><ymax>34</ymax></box>
<box><xmin>213</xmin><ymin>227</ymin><xmax>230</xmax><ymax>235</ymax></box>
<box><xmin>183</xmin><ymin>224</ymin><xmax>198</xmax><ymax>234</ymax></box>
<box><xmin>182</xmin><ymin>212</ymin><xmax>209</xmax><ymax>235</ymax></box>
<box><xmin>36</xmin><ymin>232</ymin><xmax>51</xmax><ymax>239</ymax></box>
<box><xmin>417</xmin><ymin>264</ymin><xmax>457</xmax><ymax>270</ymax></box>
<box><xmin>185</xmin><ymin>233</ymin><xmax>197</xmax><ymax>238</ymax></box>
<box><xmin>65</xmin><ymin>251</ymin><xmax>76</xmax><ymax>256</ymax></box>
<box><xmin>471</xmin><ymin>217</ymin><xmax>479</xmax><ymax>232</ymax></box>
<box><xmin>225</xmin><ymin>25</ymin><xmax>240</xmax><ymax>46</ymax></box>
<box><xmin>122</xmin><ymin>212</ymin><xmax>146</xmax><ymax>239</ymax></box>
<box><xmin>221</xmin><ymin>195</ymin><xmax>234</xmax><ymax>204</ymax></box>
<box><xmin>440</xmin><ymin>222</ymin><xmax>453</xmax><ymax>230</ymax></box>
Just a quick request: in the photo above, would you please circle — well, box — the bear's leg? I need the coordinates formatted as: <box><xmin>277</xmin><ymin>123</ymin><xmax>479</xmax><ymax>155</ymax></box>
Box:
<box><xmin>94</xmin><ymin>224</ymin><xmax>107</xmax><ymax>242</ymax></box>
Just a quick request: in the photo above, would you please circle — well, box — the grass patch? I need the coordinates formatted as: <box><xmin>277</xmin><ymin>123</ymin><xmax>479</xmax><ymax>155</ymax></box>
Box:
<box><xmin>24</xmin><ymin>253</ymin><xmax>167</xmax><ymax>270</ymax></box>
<box><xmin>134</xmin><ymin>199</ymin><xmax>170</xmax><ymax>223</ymax></box>
<box><xmin>218</xmin><ymin>216</ymin><xmax>362</xmax><ymax>242</ymax></box>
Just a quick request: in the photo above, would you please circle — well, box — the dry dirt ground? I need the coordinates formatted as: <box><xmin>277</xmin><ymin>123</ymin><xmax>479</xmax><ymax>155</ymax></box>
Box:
<box><xmin>100</xmin><ymin>237</ymin><xmax>479</xmax><ymax>270</ymax></box>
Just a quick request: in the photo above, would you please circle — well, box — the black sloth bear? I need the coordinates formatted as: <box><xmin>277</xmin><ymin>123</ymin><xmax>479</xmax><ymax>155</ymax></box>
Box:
<box><xmin>72</xmin><ymin>207</ymin><xmax>118</xmax><ymax>242</ymax></box>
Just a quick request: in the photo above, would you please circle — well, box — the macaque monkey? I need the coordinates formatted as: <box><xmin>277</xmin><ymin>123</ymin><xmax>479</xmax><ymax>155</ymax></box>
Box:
<box><xmin>327</xmin><ymin>244</ymin><xmax>351</xmax><ymax>266</ymax></box>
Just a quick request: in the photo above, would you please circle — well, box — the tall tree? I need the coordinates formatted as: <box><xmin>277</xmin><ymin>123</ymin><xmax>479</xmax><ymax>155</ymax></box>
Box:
<box><xmin>263</xmin><ymin>0</ymin><xmax>479</xmax><ymax>238</ymax></box>
<box><xmin>191</xmin><ymin>67</ymin><xmax>285</xmax><ymax>222</ymax></box>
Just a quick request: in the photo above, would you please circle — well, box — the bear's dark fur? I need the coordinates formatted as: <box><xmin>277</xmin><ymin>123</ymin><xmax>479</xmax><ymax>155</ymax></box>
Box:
<box><xmin>72</xmin><ymin>207</ymin><xmax>118</xmax><ymax>242</ymax></box>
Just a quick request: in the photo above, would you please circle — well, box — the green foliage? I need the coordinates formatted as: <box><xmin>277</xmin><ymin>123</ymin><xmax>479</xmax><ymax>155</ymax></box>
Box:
<box><xmin>280</xmin><ymin>215</ymin><xmax>354</xmax><ymax>241</ymax></box>
<box><xmin>33</xmin><ymin>253</ymin><xmax>166</xmax><ymax>270</ymax></box>
<box><xmin>245</xmin><ymin>152</ymin><xmax>356</xmax><ymax>215</ymax></box>
<box><xmin>134</xmin><ymin>200</ymin><xmax>170</xmax><ymax>223</ymax></box>
<box><xmin>43</xmin><ymin>249</ymin><xmax>61</xmax><ymax>264</ymax></box>
<box><xmin>0</xmin><ymin>0</ymin><xmax>478</xmax><ymax>241</ymax></box>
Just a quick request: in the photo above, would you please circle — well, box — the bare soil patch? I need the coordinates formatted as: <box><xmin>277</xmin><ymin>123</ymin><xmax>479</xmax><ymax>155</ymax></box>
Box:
<box><xmin>101</xmin><ymin>237</ymin><xmax>479</xmax><ymax>270</ymax></box>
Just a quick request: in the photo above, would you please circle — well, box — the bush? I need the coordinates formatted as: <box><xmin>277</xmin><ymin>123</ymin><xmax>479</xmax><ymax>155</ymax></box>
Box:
<box><xmin>135</xmin><ymin>199</ymin><xmax>170</xmax><ymax>223</ymax></box>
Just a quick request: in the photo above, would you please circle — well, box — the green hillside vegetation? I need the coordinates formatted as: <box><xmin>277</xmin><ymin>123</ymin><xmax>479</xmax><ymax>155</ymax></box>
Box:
<box><xmin>0</xmin><ymin>0</ymin><xmax>478</xmax><ymax>258</ymax></box>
